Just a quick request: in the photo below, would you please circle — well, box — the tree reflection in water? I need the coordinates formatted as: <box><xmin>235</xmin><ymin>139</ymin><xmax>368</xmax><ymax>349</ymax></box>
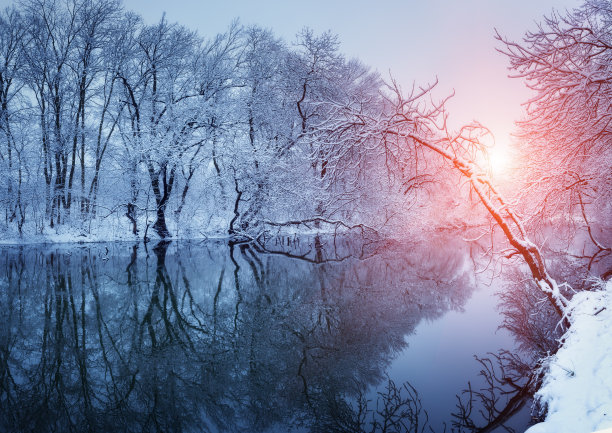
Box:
<box><xmin>0</xmin><ymin>235</ymin><xmax>533</xmax><ymax>432</ymax></box>
<box><xmin>449</xmin><ymin>234</ymin><xmax>612</xmax><ymax>433</ymax></box>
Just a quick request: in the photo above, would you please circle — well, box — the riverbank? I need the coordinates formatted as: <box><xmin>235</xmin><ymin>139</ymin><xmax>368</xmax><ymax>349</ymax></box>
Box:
<box><xmin>0</xmin><ymin>216</ymin><xmax>394</xmax><ymax>245</ymax></box>
<box><xmin>527</xmin><ymin>279</ymin><xmax>612</xmax><ymax>433</ymax></box>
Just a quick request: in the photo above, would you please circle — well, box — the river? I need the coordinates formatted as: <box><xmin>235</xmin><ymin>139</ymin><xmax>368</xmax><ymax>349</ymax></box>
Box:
<box><xmin>0</xmin><ymin>233</ymin><xmax>571</xmax><ymax>432</ymax></box>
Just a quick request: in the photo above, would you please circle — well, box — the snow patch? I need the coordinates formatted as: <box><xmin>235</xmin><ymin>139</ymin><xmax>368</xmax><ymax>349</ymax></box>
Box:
<box><xmin>527</xmin><ymin>280</ymin><xmax>612</xmax><ymax>433</ymax></box>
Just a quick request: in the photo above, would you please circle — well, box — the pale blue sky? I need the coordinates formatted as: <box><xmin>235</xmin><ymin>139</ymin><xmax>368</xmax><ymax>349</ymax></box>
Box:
<box><xmin>120</xmin><ymin>0</ymin><xmax>582</xmax><ymax>150</ymax></box>
<box><xmin>3</xmin><ymin>0</ymin><xmax>582</xmax><ymax>148</ymax></box>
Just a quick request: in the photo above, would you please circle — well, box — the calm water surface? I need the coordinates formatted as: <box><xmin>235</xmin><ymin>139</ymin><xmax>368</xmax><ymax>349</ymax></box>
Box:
<box><xmin>0</xmin><ymin>234</ymin><xmax>536</xmax><ymax>432</ymax></box>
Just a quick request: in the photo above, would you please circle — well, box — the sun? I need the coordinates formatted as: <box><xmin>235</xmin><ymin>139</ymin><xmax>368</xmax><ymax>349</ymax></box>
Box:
<box><xmin>485</xmin><ymin>141</ymin><xmax>514</xmax><ymax>177</ymax></box>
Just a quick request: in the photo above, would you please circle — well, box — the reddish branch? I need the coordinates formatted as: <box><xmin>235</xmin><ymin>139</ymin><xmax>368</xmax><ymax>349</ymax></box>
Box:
<box><xmin>319</xmin><ymin>80</ymin><xmax>571</xmax><ymax>323</ymax></box>
<box><xmin>406</xmin><ymin>132</ymin><xmax>569</xmax><ymax>319</ymax></box>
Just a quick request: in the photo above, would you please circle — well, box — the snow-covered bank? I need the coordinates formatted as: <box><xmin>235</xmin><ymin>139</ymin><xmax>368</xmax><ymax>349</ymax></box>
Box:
<box><xmin>0</xmin><ymin>215</ymin><xmax>412</xmax><ymax>246</ymax></box>
<box><xmin>527</xmin><ymin>280</ymin><xmax>612</xmax><ymax>433</ymax></box>
<box><xmin>0</xmin><ymin>215</ymin><xmax>230</xmax><ymax>245</ymax></box>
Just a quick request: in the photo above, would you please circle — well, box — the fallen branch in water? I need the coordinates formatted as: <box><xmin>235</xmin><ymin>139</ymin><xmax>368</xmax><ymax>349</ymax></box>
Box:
<box><xmin>262</xmin><ymin>217</ymin><xmax>378</xmax><ymax>235</ymax></box>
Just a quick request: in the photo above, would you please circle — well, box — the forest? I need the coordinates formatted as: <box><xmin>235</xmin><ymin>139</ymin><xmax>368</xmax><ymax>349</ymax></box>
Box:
<box><xmin>0</xmin><ymin>0</ymin><xmax>609</xmax><ymax>247</ymax></box>
<box><xmin>0</xmin><ymin>0</ymin><xmax>393</xmax><ymax>240</ymax></box>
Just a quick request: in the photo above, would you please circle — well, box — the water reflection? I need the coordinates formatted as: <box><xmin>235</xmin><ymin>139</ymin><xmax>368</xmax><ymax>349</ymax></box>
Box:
<box><xmin>451</xmin><ymin>233</ymin><xmax>612</xmax><ymax>433</ymax></box>
<box><xmin>0</xmin><ymin>236</ymin><xmax>482</xmax><ymax>432</ymax></box>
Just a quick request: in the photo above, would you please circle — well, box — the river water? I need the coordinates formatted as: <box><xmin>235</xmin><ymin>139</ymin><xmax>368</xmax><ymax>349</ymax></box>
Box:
<box><xmin>0</xmin><ymin>234</ymin><xmax>551</xmax><ymax>432</ymax></box>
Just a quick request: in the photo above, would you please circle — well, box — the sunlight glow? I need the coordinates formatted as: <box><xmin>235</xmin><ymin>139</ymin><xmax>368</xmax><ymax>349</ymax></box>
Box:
<box><xmin>485</xmin><ymin>142</ymin><xmax>514</xmax><ymax>177</ymax></box>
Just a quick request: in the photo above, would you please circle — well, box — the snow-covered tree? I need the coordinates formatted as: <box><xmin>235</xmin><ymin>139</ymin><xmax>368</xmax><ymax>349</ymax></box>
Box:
<box><xmin>17</xmin><ymin>0</ymin><xmax>122</xmax><ymax>229</ymax></box>
<box><xmin>0</xmin><ymin>2</ymin><xmax>433</xmax><ymax>240</ymax></box>
<box><xmin>316</xmin><ymin>78</ymin><xmax>571</xmax><ymax>319</ymax></box>
<box><xmin>117</xmin><ymin>17</ymin><xmax>241</xmax><ymax>238</ymax></box>
<box><xmin>0</xmin><ymin>7</ymin><xmax>28</xmax><ymax>233</ymax></box>
<box><xmin>497</xmin><ymin>0</ymin><xmax>612</xmax><ymax>250</ymax></box>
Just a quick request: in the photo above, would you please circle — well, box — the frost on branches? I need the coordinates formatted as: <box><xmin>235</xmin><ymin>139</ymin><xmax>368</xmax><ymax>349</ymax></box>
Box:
<box><xmin>497</xmin><ymin>0</ymin><xmax>612</xmax><ymax>252</ymax></box>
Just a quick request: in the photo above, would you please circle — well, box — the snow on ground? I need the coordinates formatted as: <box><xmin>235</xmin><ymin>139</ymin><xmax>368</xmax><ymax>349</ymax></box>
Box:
<box><xmin>527</xmin><ymin>280</ymin><xmax>612</xmax><ymax>433</ymax></box>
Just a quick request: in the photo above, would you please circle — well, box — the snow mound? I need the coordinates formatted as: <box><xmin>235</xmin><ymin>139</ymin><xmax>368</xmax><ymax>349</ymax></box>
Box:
<box><xmin>527</xmin><ymin>280</ymin><xmax>612</xmax><ymax>433</ymax></box>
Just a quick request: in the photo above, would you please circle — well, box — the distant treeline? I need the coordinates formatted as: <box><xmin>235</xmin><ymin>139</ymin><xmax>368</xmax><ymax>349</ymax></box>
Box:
<box><xmin>0</xmin><ymin>0</ymin><xmax>426</xmax><ymax>239</ymax></box>
<box><xmin>1</xmin><ymin>0</ymin><xmax>609</xmax><ymax>243</ymax></box>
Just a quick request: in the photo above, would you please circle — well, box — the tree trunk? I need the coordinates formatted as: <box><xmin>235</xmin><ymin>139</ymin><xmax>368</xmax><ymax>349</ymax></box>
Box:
<box><xmin>148</xmin><ymin>163</ymin><xmax>175</xmax><ymax>239</ymax></box>
<box><xmin>228</xmin><ymin>175</ymin><xmax>242</xmax><ymax>236</ymax></box>
<box><xmin>153</xmin><ymin>207</ymin><xmax>170</xmax><ymax>239</ymax></box>
<box><xmin>125</xmin><ymin>203</ymin><xmax>138</xmax><ymax>235</ymax></box>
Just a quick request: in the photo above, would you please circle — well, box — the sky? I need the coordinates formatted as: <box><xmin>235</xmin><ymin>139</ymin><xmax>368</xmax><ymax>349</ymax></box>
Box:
<box><xmin>114</xmin><ymin>0</ymin><xmax>582</xmax><ymax>152</ymax></box>
<box><xmin>3</xmin><ymin>0</ymin><xmax>582</xmax><ymax>153</ymax></box>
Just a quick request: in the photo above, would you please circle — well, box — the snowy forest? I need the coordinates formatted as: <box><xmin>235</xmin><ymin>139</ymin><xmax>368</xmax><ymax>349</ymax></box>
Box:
<box><xmin>0</xmin><ymin>0</ymin><xmax>610</xmax><ymax>245</ymax></box>
<box><xmin>0</xmin><ymin>0</ymin><xmax>611</xmax><ymax>432</ymax></box>
<box><xmin>0</xmin><ymin>0</ymin><xmax>397</xmax><ymax>240</ymax></box>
